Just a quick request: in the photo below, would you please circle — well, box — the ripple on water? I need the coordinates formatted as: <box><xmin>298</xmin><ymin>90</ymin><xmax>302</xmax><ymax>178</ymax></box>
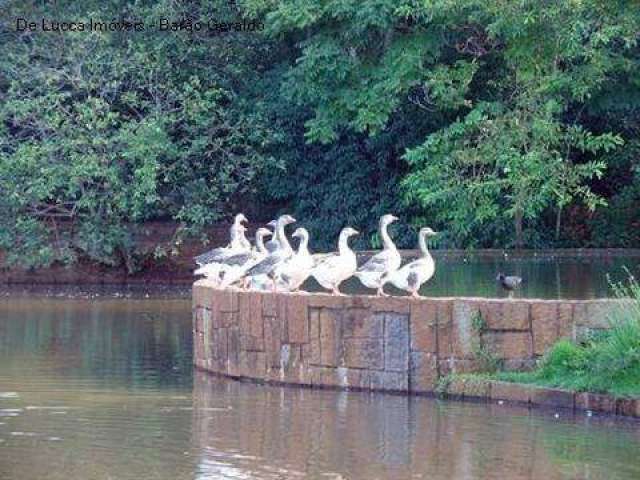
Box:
<box><xmin>0</xmin><ymin>409</ymin><xmax>23</xmax><ymax>417</ymax></box>
<box><xmin>0</xmin><ymin>392</ymin><xmax>19</xmax><ymax>399</ymax></box>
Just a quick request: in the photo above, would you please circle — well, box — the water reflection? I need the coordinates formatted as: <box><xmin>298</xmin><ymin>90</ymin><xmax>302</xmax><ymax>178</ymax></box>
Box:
<box><xmin>192</xmin><ymin>373</ymin><xmax>640</xmax><ymax>480</ymax></box>
<box><xmin>0</xmin><ymin>297</ymin><xmax>639</xmax><ymax>480</ymax></box>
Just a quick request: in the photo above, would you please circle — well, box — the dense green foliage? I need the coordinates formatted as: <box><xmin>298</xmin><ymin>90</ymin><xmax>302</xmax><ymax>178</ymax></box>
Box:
<box><xmin>1</xmin><ymin>0</ymin><xmax>639</xmax><ymax>268</ymax></box>
<box><xmin>497</xmin><ymin>277</ymin><xmax>640</xmax><ymax>397</ymax></box>
<box><xmin>0</xmin><ymin>0</ymin><xmax>276</xmax><ymax>269</ymax></box>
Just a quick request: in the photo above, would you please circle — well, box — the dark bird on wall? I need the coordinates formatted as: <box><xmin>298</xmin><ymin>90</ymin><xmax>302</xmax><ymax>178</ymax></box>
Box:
<box><xmin>497</xmin><ymin>273</ymin><xmax>522</xmax><ymax>297</ymax></box>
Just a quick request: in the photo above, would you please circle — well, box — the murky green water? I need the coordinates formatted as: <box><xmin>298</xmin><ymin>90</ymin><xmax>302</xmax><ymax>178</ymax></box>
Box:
<box><xmin>340</xmin><ymin>252</ymin><xmax>640</xmax><ymax>299</ymax></box>
<box><xmin>1</xmin><ymin>295</ymin><xmax>639</xmax><ymax>479</ymax></box>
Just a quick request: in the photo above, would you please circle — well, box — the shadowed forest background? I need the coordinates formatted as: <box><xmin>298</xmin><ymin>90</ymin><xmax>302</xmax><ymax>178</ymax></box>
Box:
<box><xmin>1</xmin><ymin>0</ymin><xmax>639</xmax><ymax>273</ymax></box>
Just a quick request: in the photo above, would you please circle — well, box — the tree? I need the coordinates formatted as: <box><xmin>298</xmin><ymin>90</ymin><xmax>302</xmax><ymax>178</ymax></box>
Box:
<box><xmin>0</xmin><ymin>0</ymin><xmax>277</xmax><ymax>269</ymax></box>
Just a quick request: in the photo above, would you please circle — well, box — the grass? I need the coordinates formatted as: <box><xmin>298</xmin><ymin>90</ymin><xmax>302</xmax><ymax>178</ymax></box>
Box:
<box><xmin>495</xmin><ymin>275</ymin><xmax>640</xmax><ymax>398</ymax></box>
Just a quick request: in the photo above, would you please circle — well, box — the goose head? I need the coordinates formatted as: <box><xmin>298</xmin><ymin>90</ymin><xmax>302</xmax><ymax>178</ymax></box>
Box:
<box><xmin>234</xmin><ymin>213</ymin><xmax>248</xmax><ymax>225</ymax></box>
<box><xmin>278</xmin><ymin>214</ymin><xmax>296</xmax><ymax>226</ymax></box>
<box><xmin>291</xmin><ymin>227</ymin><xmax>308</xmax><ymax>240</ymax></box>
<box><xmin>267</xmin><ymin>219</ymin><xmax>277</xmax><ymax>229</ymax></box>
<box><xmin>380</xmin><ymin>214</ymin><xmax>399</xmax><ymax>227</ymax></box>
<box><xmin>341</xmin><ymin>227</ymin><xmax>359</xmax><ymax>238</ymax></box>
<box><xmin>256</xmin><ymin>227</ymin><xmax>272</xmax><ymax>240</ymax></box>
<box><xmin>420</xmin><ymin>227</ymin><xmax>438</xmax><ymax>237</ymax></box>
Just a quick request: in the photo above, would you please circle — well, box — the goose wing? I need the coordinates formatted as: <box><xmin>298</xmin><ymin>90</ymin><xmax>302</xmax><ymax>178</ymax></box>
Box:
<box><xmin>222</xmin><ymin>252</ymin><xmax>253</xmax><ymax>267</ymax></box>
<box><xmin>195</xmin><ymin>247</ymin><xmax>229</xmax><ymax>266</ymax></box>
<box><xmin>246</xmin><ymin>250</ymin><xmax>287</xmax><ymax>277</ymax></box>
<box><xmin>358</xmin><ymin>250</ymin><xmax>393</xmax><ymax>272</ymax></box>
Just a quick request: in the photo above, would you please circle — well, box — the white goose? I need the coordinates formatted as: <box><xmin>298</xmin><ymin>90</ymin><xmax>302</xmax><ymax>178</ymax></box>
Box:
<box><xmin>310</xmin><ymin>227</ymin><xmax>359</xmax><ymax>295</ymax></box>
<box><xmin>382</xmin><ymin>227</ymin><xmax>437</xmax><ymax>298</ymax></box>
<box><xmin>244</xmin><ymin>214</ymin><xmax>296</xmax><ymax>291</ymax></box>
<box><xmin>217</xmin><ymin>228</ymin><xmax>273</xmax><ymax>289</ymax></box>
<box><xmin>194</xmin><ymin>213</ymin><xmax>249</xmax><ymax>267</ymax></box>
<box><xmin>194</xmin><ymin>224</ymin><xmax>251</xmax><ymax>282</ymax></box>
<box><xmin>354</xmin><ymin>214</ymin><xmax>401</xmax><ymax>296</ymax></box>
<box><xmin>274</xmin><ymin>227</ymin><xmax>314</xmax><ymax>292</ymax></box>
<box><xmin>264</xmin><ymin>219</ymin><xmax>280</xmax><ymax>253</ymax></box>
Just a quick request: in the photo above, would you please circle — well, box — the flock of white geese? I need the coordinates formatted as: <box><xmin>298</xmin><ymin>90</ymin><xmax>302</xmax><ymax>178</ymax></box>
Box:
<box><xmin>194</xmin><ymin>213</ymin><xmax>437</xmax><ymax>297</ymax></box>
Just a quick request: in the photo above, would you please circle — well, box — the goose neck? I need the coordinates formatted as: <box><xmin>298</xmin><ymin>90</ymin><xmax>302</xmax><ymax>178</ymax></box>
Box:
<box><xmin>338</xmin><ymin>232</ymin><xmax>353</xmax><ymax>256</ymax></box>
<box><xmin>380</xmin><ymin>221</ymin><xmax>395</xmax><ymax>250</ymax></box>
<box><xmin>297</xmin><ymin>232</ymin><xmax>310</xmax><ymax>256</ymax></box>
<box><xmin>419</xmin><ymin>233</ymin><xmax>431</xmax><ymax>259</ymax></box>
<box><xmin>277</xmin><ymin>221</ymin><xmax>293</xmax><ymax>254</ymax></box>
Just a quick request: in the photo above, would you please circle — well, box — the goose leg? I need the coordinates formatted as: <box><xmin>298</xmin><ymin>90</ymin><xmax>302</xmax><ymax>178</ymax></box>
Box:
<box><xmin>411</xmin><ymin>290</ymin><xmax>422</xmax><ymax>299</ymax></box>
<box><xmin>376</xmin><ymin>286</ymin><xmax>388</xmax><ymax>297</ymax></box>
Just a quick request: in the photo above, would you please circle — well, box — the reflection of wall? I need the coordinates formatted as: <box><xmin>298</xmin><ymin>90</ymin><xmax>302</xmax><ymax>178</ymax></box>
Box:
<box><xmin>192</xmin><ymin>372</ymin><xmax>610</xmax><ymax>480</ymax></box>
<box><xmin>193</xmin><ymin>283</ymin><xmax>621</xmax><ymax>394</ymax></box>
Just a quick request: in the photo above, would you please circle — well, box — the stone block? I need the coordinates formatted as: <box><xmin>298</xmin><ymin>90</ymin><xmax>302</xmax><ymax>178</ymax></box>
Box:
<box><xmin>239</xmin><ymin>292</ymin><xmax>263</xmax><ymax>339</ymax></box>
<box><xmin>529</xmin><ymin>387</ymin><xmax>574</xmax><ymax>409</ymax></box>
<box><xmin>211</xmin><ymin>328</ymin><xmax>228</xmax><ymax>361</ymax></box>
<box><xmin>478</xmin><ymin>300</ymin><xmax>503</xmax><ymax>330</ymax></box>
<box><xmin>531</xmin><ymin>302</ymin><xmax>559</xmax><ymax>356</ymax></box>
<box><xmin>490</xmin><ymin>381</ymin><xmax>532</xmax><ymax>404</ymax></box>
<box><xmin>193</xmin><ymin>284</ymin><xmax>213</xmax><ymax>309</ymax></box>
<box><xmin>239</xmin><ymin>351</ymin><xmax>266</xmax><ymax>379</ymax></box>
<box><xmin>369</xmin><ymin>371</ymin><xmax>408</xmax><ymax>392</ymax></box>
<box><xmin>241</xmin><ymin>334</ymin><xmax>264</xmax><ymax>352</ymax></box>
<box><xmin>451</xmin><ymin>300</ymin><xmax>480</xmax><ymax>359</ymax></box>
<box><xmin>575</xmin><ymin>393</ymin><xmax>616</xmax><ymax>414</ymax></box>
<box><xmin>446</xmin><ymin>376</ymin><xmax>467</xmax><ymax>398</ymax></box>
<box><xmin>218</xmin><ymin>290</ymin><xmax>239</xmax><ymax>312</ymax></box>
<box><xmin>438</xmin><ymin>358</ymin><xmax>483</xmax><ymax>376</ymax></box>
<box><xmin>220</xmin><ymin>311</ymin><xmax>238</xmax><ymax>328</ymax></box>
<box><xmin>319</xmin><ymin>308</ymin><xmax>342</xmax><ymax>367</ymax></box>
<box><xmin>308</xmin><ymin>308</ymin><xmax>321</xmax><ymax>365</ymax></box>
<box><xmin>309</xmin><ymin>366</ymin><xmax>341</xmax><ymax>387</ymax></box>
<box><xmin>585</xmin><ymin>302</ymin><xmax>613</xmax><ymax>329</ymax></box>
<box><xmin>264</xmin><ymin>314</ymin><xmax>284</xmax><ymax>368</ymax></box>
<box><xmin>194</xmin><ymin>307</ymin><xmax>205</xmax><ymax>333</ymax></box>
<box><xmin>343</xmin><ymin>338</ymin><xmax>384</xmax><ymax>370</ymax></box>
<box><xmin>227</xmin><ymin>326</ymin><xmax>241</xmax><ymax>374</ymax></box>
<box><xmin>287</xmin><ymin>294</ymin><xmax>309</xmax><ymax>344</ymax></box>
<box><xmin>501</xmin><ymin>301</ymin><xmax>531</xmax><ymax>331</ymax></box>
<box><xmin>484</xmin><ymin>331</ymin><xmax>533</xmax><ymax>360</ymax></box>
<box><xmin>410</xmin><ymin>302</ymin><xmax>437</xmax><ymax>353</ymax></box>
<box><xmin>342</xmin><ymin>309</ymin><xmax>384</xmax><ymax>338</ymax></box>
<box><xmin>308</xmin><ymin>293</ymin><xmax>346</xmax><ymax>309</ymax></box>
<box><xmin>385</xmin><ymin>313</ymin><xmax>409</xmax><ymax>372</ymax></box>
<box><xmin>557</xmin><ymin>303</ymin><xmax>574</xmax><ymax>339</ymax></box>
<box><xmin>462</xmin><ymin>377</ymin><xmax>491</xmax><ymax>399</ymax></box>
<box><xmin>262</xmin><ymin>293</ymin><xmax>277</xmax><ymax>317</ymax></box>
<box><xmin>409</xmin><ymin>352</ymin><xmax>439</xmax><ymax>393</ymax></box>
<box><xmin>369</xmin><ymin>296</ymin><xmax>411</xmax><ymax>314</ymax></box>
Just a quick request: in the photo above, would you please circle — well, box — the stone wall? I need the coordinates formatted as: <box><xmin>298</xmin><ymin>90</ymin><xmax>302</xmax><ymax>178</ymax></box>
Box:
<box><xmin>192</xmin><ymin>281</ymin><xmax>622</xmax><ymax>394</ymax></box>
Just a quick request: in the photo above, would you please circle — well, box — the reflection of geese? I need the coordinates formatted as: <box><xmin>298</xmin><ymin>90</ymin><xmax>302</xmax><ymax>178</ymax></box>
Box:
<box><xmin>355</xmin><ymin>214</ymin><xmax>401</xmax><ymax>296</ymax></box>
<box><xmin>383</xmin><ymin>228</ymin><xmax>437</xmax><ymax>298</ymax></box>
<box><xmin>274</xmin><ymin>227</ymin><xmax>314</xmax><ymax>292</ymax></box>
<box><xmin>244</xmin><ymin>215</ymin><xmax>296</xmax><ymax>291</ymax></box>
<box><xmin>310</xmin><ymin>227</ymin><xmax>359</xmax><ymax>295</ymax></box>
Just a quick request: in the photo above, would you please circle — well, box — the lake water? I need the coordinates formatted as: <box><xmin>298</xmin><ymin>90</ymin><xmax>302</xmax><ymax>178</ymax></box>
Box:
<box><xmin>341</xmin><ymin>252</ymin><xmax>640</xmax><ymax>299</ymax></box>
<box><xmin>1</xmin><ymin>294</ymin><xmax>639</xmax><ymax>479</ymax></box>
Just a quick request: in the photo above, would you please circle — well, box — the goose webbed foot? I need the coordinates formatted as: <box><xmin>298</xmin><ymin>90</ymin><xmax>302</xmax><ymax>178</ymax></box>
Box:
<box><xmin>376</xmin><ymin>287</ymin><xmax>388</xmax><ymax>297</ymax></box>
<box><xmin>410</xmin><ymin>291</ymin><xmax>422</xmax><ymax>299</ymax></box>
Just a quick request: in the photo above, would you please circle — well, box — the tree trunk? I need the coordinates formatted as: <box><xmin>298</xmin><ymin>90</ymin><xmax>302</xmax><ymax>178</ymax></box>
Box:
<box><xmin>555</xmin><ymin>206</ymin><xmax>562</xmax><ymax>242</ymax></box>
<box><xmin>514</xmin><ymin>207</ymin><xmax>524</xmax><ymax>249</ymax></box>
